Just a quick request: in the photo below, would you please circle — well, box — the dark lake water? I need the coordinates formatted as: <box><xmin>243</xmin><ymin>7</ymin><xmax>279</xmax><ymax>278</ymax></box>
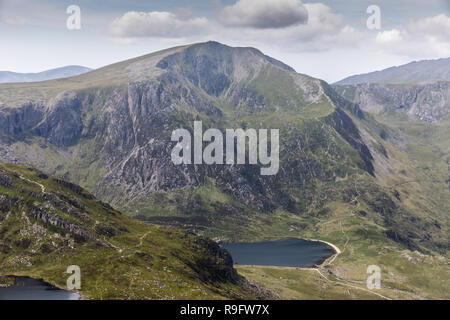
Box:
<box><xmin>222</xmin><ymin>238</ymin><xmax>335</xmax><ymax>268</ymax></box>
<box><xmin>0</xmin><ymin>277</ymin><xmax>81</xmax><ymax>300</ymax></box>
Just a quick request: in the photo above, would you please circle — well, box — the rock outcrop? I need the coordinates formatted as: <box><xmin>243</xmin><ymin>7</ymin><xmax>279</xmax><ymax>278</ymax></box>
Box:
<box><xmin>334</xmin><ymin>81</ymin><xmax>450</xmax><ymax>122</ymax></box>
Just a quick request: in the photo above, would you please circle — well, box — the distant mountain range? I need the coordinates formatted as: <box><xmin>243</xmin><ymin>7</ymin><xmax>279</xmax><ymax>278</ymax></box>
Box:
<box><xmin>0</xmin><ymin>65</ymin><xmax>92</xmax><ymax>84</ymax></box>
<box><xmin>336</xmin><ymin>58</ymin><xmax>450</xmax><ymax>85</ymax></box>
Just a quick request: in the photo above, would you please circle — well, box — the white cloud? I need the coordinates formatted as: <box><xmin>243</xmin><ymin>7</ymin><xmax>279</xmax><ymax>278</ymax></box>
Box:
<box><xmin>296</xmin><ymin>3</ymin><xmax>351</xmax><ymax>43</ymax></box>
<box><xmin>407</xmin><ymin>14</ymin><xmax>450</xmax><ymax>42</ymax></box>
<box><xmin>104</xmin><ymin>3</ymin><xmax>449</xmax><ymax>81</ymax></box>
<box><xmin>376</xmin><ymin>29</ymin><xmax>402</xmax><ymax>43</ymax></box>
<box><xmin>219</xmin><ymin>0</ymin><xmax>308</xmax><ymax>29</ymax></box>
<box><xmin>216</xmin><ymin>3</ymin><xmax>363</xmax><ymax>52</ymax></box>
<box><xmin>107</xmin><ymin>2</ymin><xmax>359</xmax><ymax>52</ymax></box>
<box><xmin>109</xmin><ymin>11</ymin><xmax>210</xmax><ymax>38</ymax></box>
<box><xmin>374</xmin><ymin>14</ymin><xmax>450</xmax><ymax>57</ymax></box>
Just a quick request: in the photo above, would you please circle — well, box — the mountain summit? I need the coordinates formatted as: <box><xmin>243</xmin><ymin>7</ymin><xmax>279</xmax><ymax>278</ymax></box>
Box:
<box><xmin>0</xmin><ymin>41</ymin><xmax>373</xmax><ymax>214</ymax></box>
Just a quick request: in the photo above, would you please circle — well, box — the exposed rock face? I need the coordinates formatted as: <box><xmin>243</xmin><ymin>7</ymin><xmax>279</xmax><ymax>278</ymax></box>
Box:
<box><xmin>335</xmin><ymin>57</ymin><xmax>450</xmax><ymax>85</ymax></box>
<box><xmin>36</xmin><ymin>91</ymin><xmax>83</xmax><ymax>147</ymax></box>
<box><xmin>334</xmin><ymin>81</ymin><xmax>450</xmax><ymax>122</ymax></box>
<box><xmin>0</xmin><ymin>103</ymin><xmax>44</xmax><ymax>139</ymax></box>
<box><xmin>0</xmin><ymin>170</ymin><xmax>12</xmax><ymax>188</ymax></box>
<box><xmin>0</xmin><ymin>42</ymin><xmax>376</xmax><ymax>217</ymax></box>
<box><xmin>27</xmin><ymin>207</ymin><xmax>93</xmax><ymax>241</ymax></box>
<box><xmin>190</xmin><ymin>236</ymin><xmax>239</xmax><ymax>283</ymax></box>
<box><xmin>0</xmin><ymin>91</ymin><xmax>83</xmax><ymax>147</ymax></box>
<box><xmin>0</xmin><ymin>167</ymin><xmax>120</xmax><ymax>243</ymax></box>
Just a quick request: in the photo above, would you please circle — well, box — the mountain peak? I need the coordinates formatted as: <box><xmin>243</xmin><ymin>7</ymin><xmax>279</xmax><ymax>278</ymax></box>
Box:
<box><xmin>0</xmin><ymin>41</ymin><xmax>297</xmax><ymax>106</ymax></box>
<box><xmin>185</xmin><ymin>41</ymin><xmax>295</xmax><ymax>71</ymax></box>
<box><xmin>113</xmin><ymin>40</ymin><xmax>295</xmax><ymax>84</ymax></box>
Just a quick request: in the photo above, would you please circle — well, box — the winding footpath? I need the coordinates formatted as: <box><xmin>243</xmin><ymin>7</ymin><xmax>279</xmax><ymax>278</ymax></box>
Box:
<box><xmin>19</xmin><ymin>175</ymin><xmax>46</xmax><ymax>193</ymax></box>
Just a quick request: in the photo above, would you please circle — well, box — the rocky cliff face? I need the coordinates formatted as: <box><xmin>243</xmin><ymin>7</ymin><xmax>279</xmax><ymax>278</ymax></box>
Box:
<box><xmin>0</xmin><ymin>103</ymin><xmax>44</xmax><ymax>139</ymax></box>
<box><xmin>0</xmin><ymin>42</ymin><xmax>373</xmax><ymax>213</ymax></box>
<box><xmin>0</xmin><ymin>91</ymin><xmax>83</xmax><ymax>147</ymax></box>
<box><xmin>334</xmin><ymin>81</ymin><xmax>450</xmax><ymax>122</ymax></box>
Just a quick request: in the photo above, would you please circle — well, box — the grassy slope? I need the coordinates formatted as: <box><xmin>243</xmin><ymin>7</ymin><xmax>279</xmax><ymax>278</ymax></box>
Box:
<box><xmin>226</xmin><ymin>110</ymin><xmax>450</xmax><ymax>300</ymax></box>
<box><xmin>0</xmin><ymin>163</ymin><xmax>258</xmax><ymax>300</ymax></box>
<box><xmin>110</xmin><ymin>73</ymin><xmax>448</xmax><ymax>299</ymax></box>
<box><xmin>3</xmin><ymin>109</ymin><xmax>448</xmax><ymax>300</ymax></box>
<box><xmin>236</xmin><ymin>266</ymin><xmax>389</xmax><ymax>300</ymax></box>
<box><xmin>215</xmin><ymin>201</ymin><xmax>448</xmax><ymax>300</ymax></box>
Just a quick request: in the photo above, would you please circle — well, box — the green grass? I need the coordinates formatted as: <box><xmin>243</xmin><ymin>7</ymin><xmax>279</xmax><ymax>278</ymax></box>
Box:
<box><xmin>0</xmin><ymin>163</ymin><xmax>259</xmax><ymax>300</ymax></box>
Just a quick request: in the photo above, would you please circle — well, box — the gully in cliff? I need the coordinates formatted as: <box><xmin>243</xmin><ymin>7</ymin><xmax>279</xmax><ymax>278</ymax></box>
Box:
<box><xmin>171</xmin><ymin>121</ymin><xmax>279</xmax><ymax>175</ymax></box>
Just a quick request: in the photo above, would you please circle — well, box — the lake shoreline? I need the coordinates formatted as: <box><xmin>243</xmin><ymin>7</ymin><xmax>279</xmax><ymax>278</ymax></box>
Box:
<box><xmin>221</xmin><ymin>238</ymin><xmax>339</xmax><ymax>269</ymax></box>
<box><xmin>302</xmin><ymin>238</ymin><xmax>341</xmax><ymax>267</ymax></box>
<box><xmin>0</xmin><ymin>275</ymin><xmax>83</xmax><ymax>300</ymax></box>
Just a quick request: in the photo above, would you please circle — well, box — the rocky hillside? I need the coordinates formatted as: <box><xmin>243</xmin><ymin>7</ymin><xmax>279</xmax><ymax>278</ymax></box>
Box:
<box><xmin>0</xmin><ymin>42</ymin><xmax>371</xmax><ymax>213</ymax></box>
<box><xmin>334</xmin><ymin>81</ymin><xmax>450</xmax><ymax>122</ymax></box>
<box><xmin>336</xmin><ymin>58</ymin><xmax>450</xmax><ymax>85</ymax></box>
<box><xmin>0</xmin><ymin>41</ymin><xmax>447</xmax><ymax>254</ymax></box>
<box><xmin>0</xmin><ymin>162</ymin><xmax>260</xmax><ymax>299</ymax></box>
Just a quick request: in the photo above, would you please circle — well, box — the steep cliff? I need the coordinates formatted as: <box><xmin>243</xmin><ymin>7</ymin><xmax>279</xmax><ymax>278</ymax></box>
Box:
<box><xmin>334</xmin><ymin>81</ymin><xmax>450</xmax><ymax>122</ymax></box>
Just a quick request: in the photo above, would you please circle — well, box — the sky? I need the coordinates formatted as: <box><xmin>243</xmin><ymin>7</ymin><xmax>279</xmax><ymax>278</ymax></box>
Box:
<box><xmin>0</xmin><ymin>0</ymin><xmax>449</xmax><ymax>83</ymax></box>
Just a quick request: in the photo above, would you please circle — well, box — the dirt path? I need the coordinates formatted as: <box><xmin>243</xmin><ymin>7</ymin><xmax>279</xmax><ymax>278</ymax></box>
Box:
<box><xmin>138</xmin><ymin>231</ymin><xmax>152</xmax><ymax>247</ymax></box>
<box><xmin>314</xmin><ymin>268</ymin><xmax>392</xmax><ymax>300</ymax></box>
<box><xmin>19</xmin><ymin>175</ymin><xmax>46</xmax><ymax>193</ymax></box>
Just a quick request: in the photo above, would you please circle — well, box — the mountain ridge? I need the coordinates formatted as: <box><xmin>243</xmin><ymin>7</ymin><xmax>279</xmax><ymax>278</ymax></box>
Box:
<box><xmin>0</xmin><ymin>65</ymin><xmax>92</xmax><ymax>84</ymax></box>
<box><xmin>0</xmin><ymin>162</ymin><xmax>262</xmax><ymax>299</ymax></box>
<box><xmin>336</xmin><ymin>57</ymin><xmax>450</xmax><ymax>85</ymax></box>
<box><xmin>1</xmin><ymin>42</ymin><xmax>373</xmax><ymax>215</ymax></box>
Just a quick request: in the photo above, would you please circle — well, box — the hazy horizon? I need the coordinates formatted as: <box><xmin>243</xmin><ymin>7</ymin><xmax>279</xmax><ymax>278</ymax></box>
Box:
<box><xmin>1</xmin><ymin>42</ymin><xmax>448</xmax><ymax>84</ymax></box>
<box><xmin>1</xmin><ymin>0</ymin><xmax>449</xmax><ymax>82</ymax></box>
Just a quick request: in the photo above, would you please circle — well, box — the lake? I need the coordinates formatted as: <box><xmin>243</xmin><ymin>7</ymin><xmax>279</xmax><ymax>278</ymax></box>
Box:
<box><xmin>0</xmin><ymin>277</ymin><xmax>81</xmax><ymax>300</ymax></box>
<box><xmin>221</xmin><ymin>238</ymin><xmax>335</xmax><ymax>268</ymax></box>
